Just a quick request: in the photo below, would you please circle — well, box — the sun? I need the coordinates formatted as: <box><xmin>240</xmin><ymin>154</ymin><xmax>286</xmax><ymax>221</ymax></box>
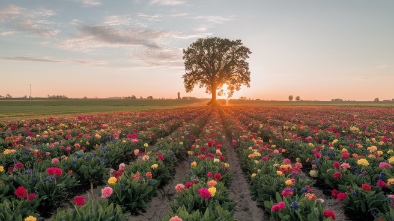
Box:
<box><xmin>218</xmin><ymin>84</ymin><xmax>230</xmax><ymax>99</ymax></box>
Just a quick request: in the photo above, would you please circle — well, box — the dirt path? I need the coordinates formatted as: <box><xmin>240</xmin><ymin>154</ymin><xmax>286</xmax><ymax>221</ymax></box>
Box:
<box><xmin>299</xmin><ymin>172</ymin><xmax>349</xmax><ymax>221</ymax></box>
<box><xmin>129</xmin><ymin>159</ymin><xmax>190</xmax><ymax>221</ymax></box>
<box><xmin>224</xmin><ymin>139</ymin><xmax>267</xmax><ymax>221</ymax></box>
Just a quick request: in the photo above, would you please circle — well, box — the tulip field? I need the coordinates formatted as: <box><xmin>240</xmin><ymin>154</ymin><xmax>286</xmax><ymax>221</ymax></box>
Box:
<box><xmin>1</xmin><ymin>105</ymin><xmax>394</xmax><ymax>221</ymax></box>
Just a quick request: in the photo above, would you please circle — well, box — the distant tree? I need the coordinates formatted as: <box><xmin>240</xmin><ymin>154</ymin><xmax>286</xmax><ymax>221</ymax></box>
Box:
<box><xmin>331</xmin><ymin>98</ymin><xmax>344</xmax><ymax>102</ymax></box>
<box><xmin>83</xmin><ymin>96</ymin><xmax>87</xmax><ymax>99</ymax></box>
<box><xmin>6</xmin><ymin>93</ymin><xmax>12</xmax><ymax>98</ymax></box>
<box><xmin>140</xmin><ymin>96</ymin><xmax>143</xmax><ymax>99</ymax></box>
<box><xmin>124</xmin><ymin>95</ymin><xmax>137</xmax><ymax>99</ymax></box>
<box><xmin>374</xmin><ymin>98</ymin><xmax>380</xmax><ymax>102</ymax></box>
<box><xmin>147</xmin><ymin>96</ymin><xmax>153</xmax><ymax>99</ymax></box>
<box><xmin>182</xmin><ymin>37</ymin><xmax>252</xmax><ymax>104</ymax></box>
<box><xmin>288</xmin><ymin>95</ymin><xmax>293</xmax><ymax>101</ymax></box>
<box><xmin>296</xmin><ymin>96</ymin><xmax>300</xmax><ymax>101</ymax></box>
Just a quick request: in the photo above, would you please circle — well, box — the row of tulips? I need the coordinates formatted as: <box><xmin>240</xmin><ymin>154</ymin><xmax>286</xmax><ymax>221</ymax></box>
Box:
<box><xmin>219</xmin><ymin>106</ymin><xmax>336</xmax><ymax>221</ymax></box>
<box><xmin>49</xmin><ymin>107</ymin><xmax>214</xmax><ymax>221</ymax></box>
<box><xmin>280</xmin><ymin>127</ymin><xmax>394</xmax><ymax>219</ymax></box>
<box><xmin>0</xmin><ymin>107</ymin><xmax>211</xmax><ymax>220</ymax></box>
<box><xmin>228</xmin><ymin>106</ymin><xmax>394</xmax><ymax>221</ymax></box>
<box><xmin>0</xmin><ymin>107</ymin><xmax>206</xmax><ymax>169</ymax></box>
<box><xmin>163</xmin><ymin>107</ymin><xmax>236</xmax><ymax>221</ymax></box>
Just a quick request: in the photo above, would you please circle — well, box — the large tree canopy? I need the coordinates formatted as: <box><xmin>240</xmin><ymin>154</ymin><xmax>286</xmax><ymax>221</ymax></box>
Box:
<box><xmin>182</xmin><ymin>37</ymin><xmax>252</xmax><ymax>103</ymax></box>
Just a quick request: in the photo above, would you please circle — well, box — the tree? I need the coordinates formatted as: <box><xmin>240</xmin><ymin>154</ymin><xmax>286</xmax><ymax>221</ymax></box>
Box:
<box><xmin>182</xmin><ymin>37</ymin><xmax>252</xmax><ymax>104</ymax></box>
<box><xmin>288</xmin><ymin>95</ymin><xmax>293</xmax><ymax>101</ymax></box>
<box><xmin>296</xmin><ymin>96</ymin><xmax>300</xmax><ymax>101</ymax></box>
<box><xmin>374</xmin><ymin>98</ymin><xmax>379</xmax><ymax>102</ymax></box>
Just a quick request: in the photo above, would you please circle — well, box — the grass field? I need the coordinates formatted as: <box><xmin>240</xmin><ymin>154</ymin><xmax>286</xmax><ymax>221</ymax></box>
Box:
<box><xmin>0</xmin><ymin>98</ymin><xmax>207</xmax><ymax>121</ymax></box>
<box><xmin>1</xmin><ymin>98</ymin><xmax>393</xmax><ymax>122</ymax></box>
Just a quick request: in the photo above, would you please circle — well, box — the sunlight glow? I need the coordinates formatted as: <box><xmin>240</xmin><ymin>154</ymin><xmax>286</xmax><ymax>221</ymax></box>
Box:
<box><xmin>218</xmin><ymin>84</ymin><xmax>230</xmax><ymax>99</ymax></box>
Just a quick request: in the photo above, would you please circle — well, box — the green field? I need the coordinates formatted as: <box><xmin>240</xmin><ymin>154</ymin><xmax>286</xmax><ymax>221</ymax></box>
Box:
<box><xmin>1</xmin><ymin>98</ymin><xmax>393</xmax><ymax>122</ymax></box>
<box><xmin>0</xmin><ymin>99</ymin><xmax>207</xmax><ymax>121</ymax></box>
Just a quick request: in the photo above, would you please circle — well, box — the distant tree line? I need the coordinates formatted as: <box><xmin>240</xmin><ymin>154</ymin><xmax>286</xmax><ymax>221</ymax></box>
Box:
<box><xmin>331</xmin><ymin>98</ymin><xmax>394</xmax><ymax>102</ymax></box>
<box><xmin>47</xmin><ymin>95</ymin><xmax>68</xmax><ymax>99</ymax></box>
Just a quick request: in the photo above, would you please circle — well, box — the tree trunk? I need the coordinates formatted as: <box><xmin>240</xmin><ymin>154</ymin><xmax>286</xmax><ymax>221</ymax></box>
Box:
<box><xmin>212</xmin><ymin>86</ymin><xmax>217</xmax><ymax>103</ymax></box>
<box><xmin>208</xmin><ymin>81</ymin><xmax>218</xmax><ymax>106</ymax></box>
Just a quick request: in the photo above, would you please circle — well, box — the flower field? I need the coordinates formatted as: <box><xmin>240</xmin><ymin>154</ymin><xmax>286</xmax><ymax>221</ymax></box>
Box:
<box><xmin>1</xmin><ymin>105</ymin><xmax>393</xmax><ymax>221</ymax></box>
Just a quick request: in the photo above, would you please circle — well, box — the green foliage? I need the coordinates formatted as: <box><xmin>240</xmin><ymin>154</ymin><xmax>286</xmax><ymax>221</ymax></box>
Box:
<box><xmin>339</xmin><ymin>185</ymin><xmax>388</xmax><ymax>219</ymax></box>
<box><xmin>103</xmin><ymin>141</ymin><xmax>139</xmax><ymax>169</ymax></box>
<box><xmin>0</xmin><ymin>198</ymin><xmax>39</xmax><ymax>221</ymax></box>
<box><xmin>0</xmin><ymin>175</ymin><xmax>12</xmax><ymax>200</ymax></box>
<box><xmin>52</xmin><ymin>198</ymin><xmax>129</xmax><ymax>221</ymax></box>
<box><xmin>61</xmin><ymin>151</ymin><xmax>108</xmax><ymax>187</ymax></box>
<box><xmin>7</xmin><ymin>165</ymin><xmax>77</xmax><ymax>217</ymax></box>
<box><xmin>125</xmin><ymin>156</ymin><xmax>172</xmax><ymax>187</ymax></box>
<box><xmin>265</xmin><ymin>193</ymin><xmax>331</xmax><ymax>221</ymax></box>
<box><xmin>163</xmin><ymin>202</ymin><xmax>236</xmax><ymax>221</ymax></box>
<box><xmin>107</xmin><ymin>172</ymin><xmax>158</xmax><ymax>213</ymax></box>
<box><xmin>284</xmin><ymin>142</ymin><xmax>313</xmax><ymax>164</ymax></box>
<box><xmin>251</xmin><ymin>174</ymin><xmax>314</xmax><ymax>210</ymax></box>
<box><xmin>190</xmin><ymin>159</ymin><xmax>232</xmax><ymax>187</ymax></box>
<box><xmin>375</xmin><ymin>203</ymin><xmax>394</xmax><ymax>221</ymax></box>
<box><xmin>34</xmin><ymin>171</ymin><xmax>77</xmax><ymax>216</ymax></box>
<box><xmin>169</xmin><ymin>182</ymin><xmax>235</xmax><ymax>214</ymax></box>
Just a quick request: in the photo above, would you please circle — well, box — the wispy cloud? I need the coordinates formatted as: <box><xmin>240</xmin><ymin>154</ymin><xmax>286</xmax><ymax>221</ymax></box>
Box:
<box><xmin>62</xmin><ymin>23</ymin><xmax>210</xmax><ymax>51</ymax></box>
<box><xmin>190</xmin><ymin>15</ymin><xmax>234</xmax><ymax>24</ymax></box>
<box><xmin>104</xmin><ymin>15</ymin><xmax>147</xmax><ymax>28</ymax></box>
<box><xmin>68</xmin><ymin>58</ymin><xmax>107</xmax><ymax>65</ymax></box>
<box><xmin>0</xmin><ymin>4</ymin><xmax>58</xmax><ymax>37</ymax></box>
<box><xmin>149</xmin><ymin>0</ymin><xmax>184</xmax><ymax>6</ymax></box>
<box><xmin>68</xmin><ymin>25</ymin><xmax>167</xmax><ymax>49</ymax></box>
<box><xmin>0</xmin><ymin>56</ymin><xmax>60</xmax><ymax>63</ymax></box>
<box><xmin>0</xmin><ymin>56</ymin><xmax>107</xmax><ymax>66</ymax></box>
<box><xmin>104</xmin><ymin>16</ymin><xmax>132</xmax><ymax>26</ymax></box>
<box><xmin>59</xmin><ymin>9</ymin><xmax>214</xmax><ymax>67</ymax></box>
<box><xmin>15</xmin><ymin>20</ymin><xmax>59</xmax><ymax>37</ymax></box>
<box><xmin>0</xmin><ymin>4</ymin><xmax>22</xmax><ymax>22</ymax></box>
<box><xmin>0</xmin><ymin>30</ymin><xmax>14</xmax><ymax>36</ymax></box>
<box><xmin>82</xmin><ymin>0</ymin><xmax>102</xmax><ymax>7</ymax></box>
<box><xmin>137</xmin><ymin>13</ymin><xmax>163</xmax><ymax>22</ymax></box>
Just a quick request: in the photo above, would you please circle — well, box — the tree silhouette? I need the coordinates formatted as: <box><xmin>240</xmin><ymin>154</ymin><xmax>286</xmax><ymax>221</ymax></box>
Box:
<box><xmin>296</xmin><ymin>96</ymin><xmax>300</xmax><ymax>101</ymax></box>
<box><xmin>182</xmin><ymin>37</ymin><xmax>251</xmax><ymax>104</ymax></box>
<box><xmin>288</xmin><ymin>95</ymin><xmax>293</xmax><ymax>101</ymax></box>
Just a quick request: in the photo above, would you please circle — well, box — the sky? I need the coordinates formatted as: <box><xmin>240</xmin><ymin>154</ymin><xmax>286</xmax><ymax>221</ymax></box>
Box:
<box><xmin>0</xmin><ymin>0</ymin><xmax>393</xmax><ymax>101</ymax></box>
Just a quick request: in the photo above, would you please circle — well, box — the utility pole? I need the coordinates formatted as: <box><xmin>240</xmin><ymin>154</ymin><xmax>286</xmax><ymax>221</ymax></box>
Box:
<box><xmin>30</xmin><ymin>84</ymin><xmax>32</xmax><ymax>105</ymax></box>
